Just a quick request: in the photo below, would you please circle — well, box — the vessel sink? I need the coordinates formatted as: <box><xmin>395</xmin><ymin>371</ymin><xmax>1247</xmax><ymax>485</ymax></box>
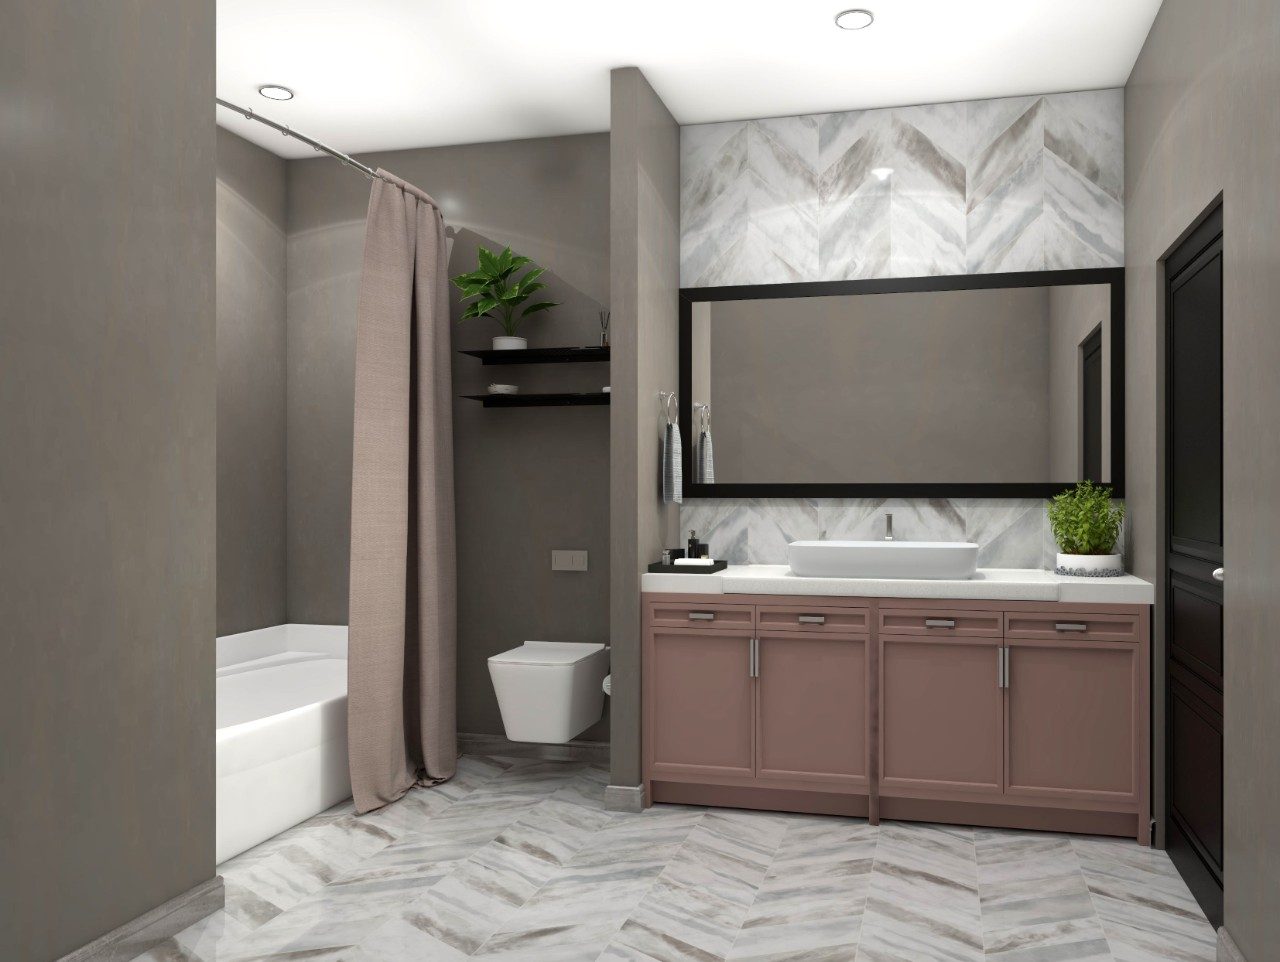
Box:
<box><xmin>787</xmin><ymin>540</ymin><xmax>980</xmax><ymax>580</ymax></box>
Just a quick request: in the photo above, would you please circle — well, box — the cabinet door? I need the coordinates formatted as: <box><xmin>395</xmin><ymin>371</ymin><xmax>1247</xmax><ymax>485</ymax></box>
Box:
<box><xmin>1005</xmin><ymin>639</ymin><xmax>1138</xmax><ymax>804</ymax></box>
<box><xmin>756</xmin><ymin>632</ymin><xmax>867</xmax><ymax>789</ymax></box>
<box><xmin>880</xmin><ymin>636</ymin><xmax>1003</xmax><ymax>797</ymax></box>
<box><xmin>646</xmin><ymin>628</ymin><xmax>754</xmax><ymax>780</ymax></box>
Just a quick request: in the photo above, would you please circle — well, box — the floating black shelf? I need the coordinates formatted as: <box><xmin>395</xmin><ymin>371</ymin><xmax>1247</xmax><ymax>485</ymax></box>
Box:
<box><xmin>462</xmin><ymin>392</ymin><xmax>610</xmax><ymax>408</ymax></box>
<box><xmin>459</xmin><ymin>346</ymin><xmax>610</xmax><ymax>366</ymax></box>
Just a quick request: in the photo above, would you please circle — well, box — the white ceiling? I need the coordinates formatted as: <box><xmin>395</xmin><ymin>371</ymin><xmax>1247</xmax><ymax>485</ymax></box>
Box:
<box><xmin>217</xmin><ymin>0</ymin><xmax>1162</xmax><ymax>159</ymax></box>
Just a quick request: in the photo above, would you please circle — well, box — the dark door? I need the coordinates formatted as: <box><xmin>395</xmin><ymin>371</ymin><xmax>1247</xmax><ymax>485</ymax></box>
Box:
<box><xmin>1164</xmin><ymin>204</ymin><xmax>1224</xmax><ymax>926</ymax></box>
<box><xmin>1081</xmin><ymin>326</ymin><xmax>1103</xmax><ymax>481</ymax></box>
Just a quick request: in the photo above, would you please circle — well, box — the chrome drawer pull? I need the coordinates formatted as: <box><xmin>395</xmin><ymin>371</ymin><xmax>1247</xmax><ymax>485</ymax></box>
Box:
<box><xmin>798</xmin><ymin>614</ymin><xmax>826</xmax><ymax>625</ymax></box>
<box><xmin>1054</xmin><ymin>622</ymin><xmax>1089</xmax><ymax>632</ymax></box>
<box><xmin>924</xmin><ymin>618</ymin><xmax>956</xmax><ymax>628</ymax></box>
<box><xmin>688</xmin><ymin>611</ymin><xmax>716</xmax><ymax>621</ymax></box>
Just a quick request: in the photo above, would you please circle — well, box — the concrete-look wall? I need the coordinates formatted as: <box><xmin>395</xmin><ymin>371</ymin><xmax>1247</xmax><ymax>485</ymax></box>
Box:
<box><xmin>286</xmin><ymin>134</ymin><xmax>611</xmax><ymax>741</ymax></box>
<box><xmin>217</xmin><ymin>129</ymin><xmax>288</xmax><ymax>636</ymax></box>
<box><xmin>609</xmin><ymin>67</ymin><xmax>681</xmax><ymax>787</ymax></box>
<box><xmin>0</xmin><ymin>2</ymin><xmax>216</xmax><ymax>959</ymax></box>
<box><xmin>1048</xmin><ymin>284</ymin><xmax>1111</xmax><ymax>482</ymax></box>
<box><xmin>1125</xmin><ymin>1</ymin><xmax>1280</xmax><ymax>957</ymax></box>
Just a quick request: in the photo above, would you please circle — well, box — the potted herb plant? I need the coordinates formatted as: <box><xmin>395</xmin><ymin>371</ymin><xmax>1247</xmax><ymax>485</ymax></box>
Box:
<box><xmin>451</xmin><ymin>245</ymin><xmax>558</xmax><ymax>350</ymax></box>
<box><xmin>1048</xmin><ymin>480</ymin><xmax>1126</xmax><ymax>577</ymax></box>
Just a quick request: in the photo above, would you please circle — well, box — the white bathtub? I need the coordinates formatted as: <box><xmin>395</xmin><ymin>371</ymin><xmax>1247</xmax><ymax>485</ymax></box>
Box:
<box><xmin>216</xmin><ymin>624</ymin><xmax>351</xmax><ymax>864</ymax></box>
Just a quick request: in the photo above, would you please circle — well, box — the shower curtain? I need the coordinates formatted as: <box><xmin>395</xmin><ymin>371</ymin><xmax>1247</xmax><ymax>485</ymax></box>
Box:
<box><xmin>347</xmin><ymin>169</ymin><xmax>456</xmax><ymax>814</ymax></box>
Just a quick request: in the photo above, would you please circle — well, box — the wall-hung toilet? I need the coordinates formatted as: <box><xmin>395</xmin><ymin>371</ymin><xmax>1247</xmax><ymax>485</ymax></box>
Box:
<box><xmin>488</xmin><ymin>641</ymin><xmax>609</xmax><ymax>743</ymax></box>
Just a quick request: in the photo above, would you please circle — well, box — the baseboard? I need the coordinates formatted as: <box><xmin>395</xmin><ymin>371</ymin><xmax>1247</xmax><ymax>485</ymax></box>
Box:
<box><xmin>458</xmin><ymin>731</ymin><xmax>610</xmax><ymax>765</ymax></box>
<box><xmin>1218</xmin><ymin>926</ymin><xmax>1247</xmax><ymax>962</ymax></box>
<box><xmin>604</xmin><ymin>783</ymin><xmax>646</xmax><ymax>813</ymax></box>
<box><xmin>59</xmin><ymin>876</ymin><xmax>224</xmax><ymax>962</ymax></box>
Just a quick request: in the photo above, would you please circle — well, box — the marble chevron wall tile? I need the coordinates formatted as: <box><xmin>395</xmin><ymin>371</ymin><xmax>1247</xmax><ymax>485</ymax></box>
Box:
<box><xmin>681</xmin><ymin>89</ymin><xmax>1123</xmax><ymax>285</ymax></box>
<box><xmin>685</xmin><ymin>497</ymin><xmax>1050</xmax><ymax>567</ymax></box>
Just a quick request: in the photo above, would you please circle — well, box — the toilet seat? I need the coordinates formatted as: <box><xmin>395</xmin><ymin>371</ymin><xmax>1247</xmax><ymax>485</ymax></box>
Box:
<box><xmin>488</xmin><ymin>641</ymin><xmax>604</xmax><ymax>666</ymax></box>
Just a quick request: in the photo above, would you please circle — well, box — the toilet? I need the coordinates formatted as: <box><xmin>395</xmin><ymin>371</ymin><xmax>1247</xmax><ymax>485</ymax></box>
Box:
<box><xmin>488</xmin><ymin>641</ymin><xmax>610</xmax><ymax>743</ymax></box>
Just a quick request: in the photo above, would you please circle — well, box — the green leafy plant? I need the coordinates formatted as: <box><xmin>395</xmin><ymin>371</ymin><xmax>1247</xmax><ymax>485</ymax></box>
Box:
<box><xmin>451</xmin><ymin>246</ymin><xmax>558</xmax><ymax>337</ymax></box>
<box><xmin>1047</xmin><ymin>480</ymin><xmax>1125</xmax><ymax>555</ymax></box>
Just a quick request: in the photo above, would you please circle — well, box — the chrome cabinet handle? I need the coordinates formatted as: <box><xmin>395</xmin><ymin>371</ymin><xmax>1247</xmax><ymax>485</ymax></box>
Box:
<box><xmin>749</xmin><ymin>637</ymin><xmax>759</xmax><ymax>678</ymax></box>
<box><xmin>925</xmin><ymin>618</ymin><xmax>956</xmax><ymax>628</ymax></box>
<box><xmin>798</xmin><ymin>614</ymin><xmax>826</xmax><ymax>625</ymax></box>
<box><xmin>688</xmin><ymin>611</ymin><xmax>716</xmax><ymax>621</ymax></box>
<box><xmin>996</xmin><ymin>646</ymin><xmax>1006</xmax><ymax>688</ymax></box>
<box><xmin>1212</xmin><ymin>568</ymin><xmax>1224</xmax><ymax>582</ymax></box>
<box><xmin>1054</xmin><ymin>623</ymin><xmax>1089</xmax><ymax>632</ymax></box>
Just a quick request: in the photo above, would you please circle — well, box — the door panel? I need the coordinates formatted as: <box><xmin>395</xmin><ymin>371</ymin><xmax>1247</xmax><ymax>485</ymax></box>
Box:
<box><xmin>1164</xmin><ymin>204</ymin><xmax>1224</xmax><ymax>927</ymax></box>
<box><xmin>880</xmin><ymin>636</ymin><xmax>1003</xmax><ymax>796</ymax></box>
<box><xmin>647</xmin><ymin>628</ymin><xmax>754</xmax><ymax>778</ymax></box>
<box><xmin>1005</xmin><ymin>640</ymin><xmax>1137</xmax><ymax>802</ymax></box>
<box><xmin>756</xmin><ymin>632</ymin><xmax>867</xmax><ymax>787</ymax></box>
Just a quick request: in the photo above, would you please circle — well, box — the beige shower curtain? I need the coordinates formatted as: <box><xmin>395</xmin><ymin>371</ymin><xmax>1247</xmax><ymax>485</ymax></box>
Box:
<box><xmin>348</xmin><ymin>169</ymin><xmax>456</xmax><ymax>814</ymax></box>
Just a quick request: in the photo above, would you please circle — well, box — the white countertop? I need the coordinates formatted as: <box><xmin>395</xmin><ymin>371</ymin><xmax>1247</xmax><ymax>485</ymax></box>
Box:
<box><xmin>642</xmin><ymin>564</ymin><xmax>1154</xmax><ymax>605</ymax></box>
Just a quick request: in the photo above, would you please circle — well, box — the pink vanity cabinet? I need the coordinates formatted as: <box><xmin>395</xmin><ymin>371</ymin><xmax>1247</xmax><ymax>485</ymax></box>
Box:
<box><xmin>642</xmin><ymin>593</ymin><xmax>1150</xmax><ymax>843</ymax></box>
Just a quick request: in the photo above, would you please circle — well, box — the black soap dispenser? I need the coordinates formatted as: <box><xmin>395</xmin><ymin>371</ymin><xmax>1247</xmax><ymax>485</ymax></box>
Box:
<box><xmin>687</xmin><ymin>530</ymin><xmax>704</xmax><ymax>559</ymax></box>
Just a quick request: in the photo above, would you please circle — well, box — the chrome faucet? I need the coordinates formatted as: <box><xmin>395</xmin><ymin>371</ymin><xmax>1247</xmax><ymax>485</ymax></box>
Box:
<box><xmin>884</xmin><ymin>513</ymin><xmax>894</xmax><ymax>541</ymax></box>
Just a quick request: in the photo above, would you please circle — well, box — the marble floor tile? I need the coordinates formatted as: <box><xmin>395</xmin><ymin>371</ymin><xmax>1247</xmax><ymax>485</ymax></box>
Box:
<box><xmin>132</xmin><ymin>757</ymin><xmax>1216</xmax><ymax>962</ymax></box>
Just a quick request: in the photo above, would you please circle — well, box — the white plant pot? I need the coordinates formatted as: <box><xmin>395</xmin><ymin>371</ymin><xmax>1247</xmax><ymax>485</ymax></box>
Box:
<box><xmin>1055</xmin><ymin>552</ymin><xmax>1125</xmax><ymax>577</ymax></box>
<box><xmin>492</xmin><ymin>336</ymin><xmax>527</xmax><ymax>351</ymax></box>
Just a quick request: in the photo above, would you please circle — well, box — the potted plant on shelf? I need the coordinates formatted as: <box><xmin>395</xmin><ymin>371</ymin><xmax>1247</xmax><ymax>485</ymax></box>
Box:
<box><xmin>1048</xmin><ymin>480</ymin><xmax>1126</xmax><ymax>577</ymax></box>
<box><xmin>451</xmin><ymin>245</ymin><xmax>558</xmax><ymax>350</ymax></box>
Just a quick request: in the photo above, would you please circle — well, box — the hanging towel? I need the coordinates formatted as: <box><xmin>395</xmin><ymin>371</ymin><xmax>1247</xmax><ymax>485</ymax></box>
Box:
<box><xmin>697</xmin><ymin>426</ymin><xmax>715</xmax><ymax>484</ymax></box>
<box><xmin>696</xmin><ymin>401</ymin><xmax>716</xmax><ymax>483</ymax></box>
<box><xmin>660</xmin><ymin>392</ymin><xmax>682</xmax><ymax>504</ymax></box>
<box><xmin>663</xmin><ymin>419</ymin><xmax>683</xmax><ymax>504</ymax></box>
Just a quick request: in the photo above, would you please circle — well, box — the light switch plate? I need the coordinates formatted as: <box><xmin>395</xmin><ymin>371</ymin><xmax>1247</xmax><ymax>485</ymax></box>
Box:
<box><xmin>552</xmin><ymin>549</ymin><xmax>588</xmax><ymax>571</ymax></box>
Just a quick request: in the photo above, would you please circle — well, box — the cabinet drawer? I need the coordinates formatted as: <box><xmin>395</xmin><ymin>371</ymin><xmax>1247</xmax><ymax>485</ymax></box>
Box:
<box><xmin>879</xmin><ymin>608</ymin><xmax>1002</xmax><ymax>638</ymax></box>
<box><xmin>649</xmin><ymin>602</ymin><xmax>753</xmax><ymax>631</ymax></box>
<box><xmin>757</xmin><ymin>604</ymin><xmax>869</xmax><ymax>634</ymax></box>
<box><xmin>1004</xmin><ymin>611</ymin><xmax>1139</xmax><ymax>643</ymax></box>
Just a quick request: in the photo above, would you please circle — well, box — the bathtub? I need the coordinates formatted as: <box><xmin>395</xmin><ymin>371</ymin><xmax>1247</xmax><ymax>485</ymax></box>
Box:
<box><xmin>216</xmin><ymin>624</ymin><xmax>351</xmax><ymax>864</ymax></box>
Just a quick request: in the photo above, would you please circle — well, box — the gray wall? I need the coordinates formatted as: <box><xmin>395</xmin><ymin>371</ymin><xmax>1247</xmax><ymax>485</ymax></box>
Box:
<box><xmin>609</xmin><ymin>67</ymin><xmax>681</xmax><ymax>787</ymax></box>
<box><xmin>1048</xmin><ymin>284</ymin><xmax>1111</xmax><ymax>482</ymax></box>
<box><xmin>217</xmin><ymin>129</ymin><xmax>288</xmax><ymax>636</ymax></box>
<box><xmin>286</xmin><ymin>134</ymin><xmax>612</xmax><ymax>740</ymax></box>
<box><xmin>1125</xmin><ymin>1</ymin><xmax>1280</xmax><ymax>956</ymax></box>
<box><xmin>702</xmin><ymin>288</ymin><xmax>1052</xmax><ymax>483</ymax></box>
<box><xmin>0</xmin><ymin>2</ymin><xmax>216</xmax><ymax>959</ymax></box>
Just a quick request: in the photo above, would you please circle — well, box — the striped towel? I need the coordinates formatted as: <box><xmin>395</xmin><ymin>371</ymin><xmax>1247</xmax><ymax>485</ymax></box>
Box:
<box><xmin>697</xmin><ymin>426</ymin><xmax>715</xmax><ymax>484</ymax></box>
<box><xmin>662</xmin><ymin>420</ymin><xmax>683</xmax><ymax>504</ymax></box>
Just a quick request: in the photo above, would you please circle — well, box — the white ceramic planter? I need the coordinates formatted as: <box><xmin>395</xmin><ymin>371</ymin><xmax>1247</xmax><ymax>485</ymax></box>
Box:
<box><xmin>492</xmin><ymin>336</ymin><xmax>527</xmax><ymax>350</ymax></box>
<box><xmin>1055</xmin><ymin>553</ymin><xmax>1125</xmax><ymax>577</ymax></box>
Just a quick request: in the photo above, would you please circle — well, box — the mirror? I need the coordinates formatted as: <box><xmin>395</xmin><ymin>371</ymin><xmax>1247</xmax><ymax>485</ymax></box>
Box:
<box><xmin>680</xmin><ymin>270</ymin><xmax>1124</xmax><ymax>497</ymax></box>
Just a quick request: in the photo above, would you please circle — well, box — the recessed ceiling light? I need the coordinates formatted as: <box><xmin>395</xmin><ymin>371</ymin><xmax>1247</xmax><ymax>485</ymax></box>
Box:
<box><xmin>871</xmin><ymin>167</ymin><xmax>894</xmax><ymax>181</ymax></box>
<box><xmin>834</xmin><ymin>8</ymin><xmax>874</xmax><ymax>30</ymax></box>
<box><xmin>258</xmin><ymin>84</ymin><xmax>294</xmax><ymax>101</ymax></box>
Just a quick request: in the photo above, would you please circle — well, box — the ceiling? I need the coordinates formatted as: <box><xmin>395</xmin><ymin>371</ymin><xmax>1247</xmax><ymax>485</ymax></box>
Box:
<box><xmin>217</xmin><ymin>0</ymin><xmax>1162</xmax><ymax>159</ymax></box>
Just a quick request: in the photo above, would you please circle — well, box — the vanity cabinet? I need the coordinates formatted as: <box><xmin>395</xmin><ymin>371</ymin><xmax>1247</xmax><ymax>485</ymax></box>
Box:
<box><xmin>880</xmin><ymin>634</ymin><xmax>1003</xmax><ymax>798</ymax></box>
<box><xmin>644</xmin><ymin>594</ymin><xmax>1150</xmax><ymax>842</ymax></box>
<box><xmin>647</xmin><ymin>627</ymin><xmax>754</xmax><ymax>779</ymax></box>
<box><xmin>756</xmin><ymin>631</ymin><xmax>868</xmax><ymax>789</ymax></box>
<box><xmin>1004</xmin><ymin>637</ymin><xmax>1139</xmax><ymax>804</ymax></box>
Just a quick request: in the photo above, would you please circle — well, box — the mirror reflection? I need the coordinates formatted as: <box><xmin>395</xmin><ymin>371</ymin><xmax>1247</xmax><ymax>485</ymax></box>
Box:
<box><xmin>689</xmin><ymin>284</ymin><xmax>1111</xmax><ymax>486</ymax></box>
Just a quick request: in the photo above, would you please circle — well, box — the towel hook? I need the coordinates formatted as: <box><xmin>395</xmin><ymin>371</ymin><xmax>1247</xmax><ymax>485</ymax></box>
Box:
<box><xmin>658</xmin><ymin>391</ymin><xmax>679</xmax><ymax>425</ymax></box>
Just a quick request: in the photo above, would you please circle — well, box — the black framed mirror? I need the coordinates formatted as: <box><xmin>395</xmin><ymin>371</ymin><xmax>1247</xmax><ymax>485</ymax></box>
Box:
<box><xmin>679</xmin><ymin>268</ymin><xmax>1124</xmax><ymax>499</ymax></box>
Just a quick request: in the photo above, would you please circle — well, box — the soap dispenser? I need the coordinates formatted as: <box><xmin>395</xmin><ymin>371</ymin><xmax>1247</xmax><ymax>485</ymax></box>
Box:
<box><xmin>687</xmin><ymin>530</ymin><xmax>703</xmax><ymax>559</ymax></box>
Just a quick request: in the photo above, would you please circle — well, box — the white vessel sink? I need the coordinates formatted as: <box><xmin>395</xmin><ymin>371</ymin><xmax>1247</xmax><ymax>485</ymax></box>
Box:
<box><xmin>788</xmin><ymin>540</ymin><xmax>980</xmax><ymax>580</ymax></box>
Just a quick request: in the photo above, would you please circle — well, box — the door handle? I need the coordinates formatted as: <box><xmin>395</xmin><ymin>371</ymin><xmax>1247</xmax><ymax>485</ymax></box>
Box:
<box><xmin>798</xmin><ymin>614</ymin><xmax>826</xmax><ymax>625</ymax></box>
<box><xmin>996</xmin><ymin>646</ymin><xmax>1005</xmax><ymax>688</ymax></box>
<box><xmin>749</xmin><ymin>637</ymin><xmax>759</xmax><ymax>678</ymax></box>
<box><xmin>1212</xmin><ymin>568</ymin><xmax>1224</xmax><ymax>582</ymax></box>
<box><xmin>688</xmin><ymin>611</ymin><xmax>716</xmax><ymax>621</ymax></box>
<box><xmin>1054</xmin><ymin>623</ymin><xmax>1089</xmax><ymax>632</ymax></box>
<box><xmin>925</xmin><ymin>618</ymin><xmax>956</xmax><ymax>629</ymax></box>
